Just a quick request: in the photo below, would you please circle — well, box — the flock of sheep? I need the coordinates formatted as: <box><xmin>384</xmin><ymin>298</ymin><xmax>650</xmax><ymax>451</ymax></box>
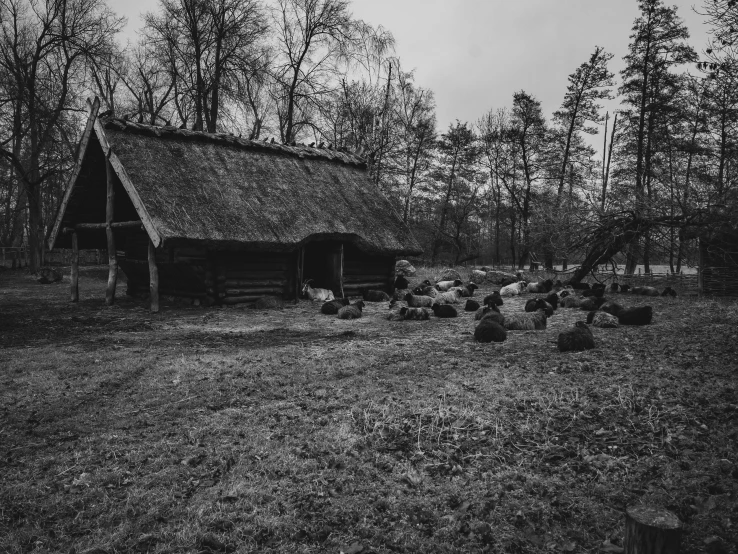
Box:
<box><xmin>303</xmin><ymin>273</ymin><xmax>675</xmax><ymax>353</ymax></box>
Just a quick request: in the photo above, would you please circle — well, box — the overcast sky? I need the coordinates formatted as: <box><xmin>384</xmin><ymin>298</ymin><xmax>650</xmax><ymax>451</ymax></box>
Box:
<box><xmin>115</xmin><ymin>0</ymin><xmax>711</xmax><ymax>139</ymax></box>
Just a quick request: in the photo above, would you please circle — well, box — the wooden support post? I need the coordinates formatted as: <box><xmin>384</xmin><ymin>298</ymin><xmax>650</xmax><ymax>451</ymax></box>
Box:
<box><xmin>70</xmin><ymin>232</ymin><xmax>79</xmax><ymax>302</ymax></box>
<box><xmin>624</xmin><ymin>505</ymin><xmax>682</xmax><ymax>554</ymax></box>
<box><xmin>339</xmin><ymin>243</ymin><xmax>344</xmax><ymax>299</ymax></box>
<box><xmin>105</xmin><ymin>156</ymin><xmax>117</xmax><ymax>305</ymax></box>
<box><xmin>148</xmin><ymin>239</ymin><xmax>159</xmax><ymax>313</ymax></box>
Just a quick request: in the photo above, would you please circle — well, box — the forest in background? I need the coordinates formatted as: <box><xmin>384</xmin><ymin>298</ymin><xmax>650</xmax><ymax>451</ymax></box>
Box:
<box><xmin>0</xmin><ymin>0</ymin><xmax>736</xmax><ymax>275</ymax></box>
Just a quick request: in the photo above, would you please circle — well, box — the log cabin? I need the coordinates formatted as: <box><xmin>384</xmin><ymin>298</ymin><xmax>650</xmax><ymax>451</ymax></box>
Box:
<box><xmin>48</xmin><ymin>99</ymin><xmax>422</xmax><ymax>312</ymax></box>
<box><xmin>698</xmin><ymin>225</ymin><xmax>738</xmax><ymax>297</ymax></box>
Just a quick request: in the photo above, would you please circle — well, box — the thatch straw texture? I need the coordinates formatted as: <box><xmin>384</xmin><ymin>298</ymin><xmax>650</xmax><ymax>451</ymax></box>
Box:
<box><xmin>100</xmin><ymin>119</ymin><xmax>421</xmax><ymax>256</ymax></box>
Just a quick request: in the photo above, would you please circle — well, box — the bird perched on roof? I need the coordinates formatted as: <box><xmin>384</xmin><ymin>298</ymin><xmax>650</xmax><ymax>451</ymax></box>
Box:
<box><xmin>319</xmin><ymin>141</ymin><xmax>325</xmax><ymax>148</ymax></box>
<box><xmin>270</xmin><ymin>137</ymin><xmax>275</xmax><ymax>144</ymax></box>
<box><xmin>309</xmin><ymin>142</ymin><xmax>315</xmax><ymax>147</ymax></box>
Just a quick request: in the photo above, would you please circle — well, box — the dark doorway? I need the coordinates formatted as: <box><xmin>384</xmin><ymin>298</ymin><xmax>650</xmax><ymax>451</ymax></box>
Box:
<box><xmin>302</xmin><ymin>241</ymin><xmax>344</xmax><ymax>297</ymax></box>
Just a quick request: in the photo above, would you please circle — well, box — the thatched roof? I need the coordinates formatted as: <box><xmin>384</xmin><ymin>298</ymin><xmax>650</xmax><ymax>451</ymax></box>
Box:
<box><xmin>50</xmin><ymin>107</ymin><xmax>422</xmax><ymax>256</ymax></box>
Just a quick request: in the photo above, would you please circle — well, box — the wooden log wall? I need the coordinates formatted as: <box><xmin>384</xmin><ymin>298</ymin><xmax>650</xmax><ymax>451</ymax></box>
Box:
<box><xmin>342</xmin><ymin>245</ymin><xmax>395</xmax><ymax>298</ymax></box>
<box><xmin>701</xmin><ymin>239</ymin><xmax>738</xmax><ymax>297</ymax></box>
<box><xmin>218</xmin><ymin>251</ymin><xmax>292</xmax><ymax>304</ymax></box>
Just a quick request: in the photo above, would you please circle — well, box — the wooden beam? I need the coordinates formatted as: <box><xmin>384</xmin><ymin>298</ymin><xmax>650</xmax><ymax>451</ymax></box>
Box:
<box><xmin>63</xmin><ymin>221</ymin><xmax>144</xmax><ymax>232</ymax></box>
<box><xmin>105</xmin><ymin>155</ymin><xmax>117</xmax><ymax>306</ymax></box>
<box><xmin>148</xmin><ymin>239</ymin><xmax>159</xmax><ymax>313</ymax></box>
<box><xmin>70</xmin><ymin>232</ymin><xmax>79</xmax><ymax>303</ymax></box>
<box><xmin>48</xmin><ymin>97</ymin><xmax>100</xmax><ymax>250</ymax></box>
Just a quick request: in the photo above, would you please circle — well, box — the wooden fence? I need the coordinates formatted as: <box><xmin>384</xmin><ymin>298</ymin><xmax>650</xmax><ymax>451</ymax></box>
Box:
<box><xmin>1</xmin><ymin>247</ymin><xmax>105</xmax><ymax>269</ymax></box>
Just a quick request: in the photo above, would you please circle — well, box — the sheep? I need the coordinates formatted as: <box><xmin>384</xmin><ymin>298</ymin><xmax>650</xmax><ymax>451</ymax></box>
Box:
<box><xmin>363</xmin><ymin>289</ymin><xmax>390</xmax><ymax>302</ymax></box>
<box><xmin>321</xmin><ymin>298</ymin><xmax>350</xmax><ymax>314</ymax></box>
<box><xmin>527</xmin><ymin>279</ymin><xmax>553</xmax><ymax>293</ymax></box>
<box><xmin>404</xmin><ymin>292</ymin><xmax>435</xmax><ymax>308</ymax></box>
<box><xmin>620</xmin><ymin>284</ymin><xmax>631</xmax><ymax>293</ymax></box>
<box><xmin>586</xmin><ymin>310</ymin><xmax>619</xmax><ymax>328</ymax></box>
<box><xmin>252</xmin><ymin>296</ymin><xmax>285</xmax><ymax>309</ymax></box>
<box><xmin>569</xmin><ymin>282</ymin><xmax>591</xmax><ymax>290</ymax></box>
<box><xmin>557</xmin><ymin>321</ymin><xmax>595</xmax><ymax>352</ymax></box>
<box><xmin>465</xmin><ymin>299</ymin><xmax>481</xmax><ymax>311</ymax></box>
<box><xmin>561</xmin><ymin>296</ymin><xmax>581</xmax><ymax>308</ymax></box>
<box><xmin>661</xmin><ymin>286</ymin><xmax>677</xmax><ymax>297</ymax></box>
<box><xmin>525</xmin><ymin>298</ymin><xmax>553</xmax><ymax>317</ymax></box>
<box><xmin>337</xmin><ymin>300</ymin><xmax>365</xmax><ymax>319</ymax></box>
<box><xmin>435</xmin><ymin>289</ymin><xmax>463</xmax><ymax>305</ymax></box>
<box><xmin>459</xmin><ymin>283</ymin><xmax>478</xmax><ymax>297</ymax></box>
<box><xmin>413</xmin><ymin>284</ymin><xmax>438</xmax><ymax>297</ymax></box>
<box><xmin>479</xmin><ymin>309</ymin><xmax>505</xmax><ymax>326</ymax></box>
<box><xmin>475</xmin><ymin>303</ymin><xmax>500</xmax><ymax>320</ymax></box>
<box><xmin>545</xmin><ymin>292</ymin><xmax>559</xmax><ymax>310</ymax></box>
<box><xmin>499</xmin><ymin>277</ymin><xmax>517</xmax><ymax>287</ymax></box>
<box><xmin>632</xmin><ymin>286</ymin><xmax>659</xmax><ymax>296</ymax></box>
<box><xmin>504</xmin><ymin>310</ymin><xmax>547</xmax><ymax>331</ymax></box>
<box><xmin>500</xmin><ymin>281</ymin><xmax>527</xmax><ymax>297</ymax></box>
<box><xmin>483</xmin><ymin>291</ymin><xmax>503</xmax><ymax>306</ymax></box>
<box><xmin>599</xmin><ymin>301</ymin><xmax>623</xmax><ymax>316</ymax></box>
<box><xmin>580</xmin><ymin>297</ymin><xmax>607</xmax><ymax>311</ymax></box>
<box><xmin>592</xmin><ymin>282</ymin><xmax>606</xmax><ymax>291</ymax></box>
<box><xmin>616</xmin><ymin>305</ymin><xmax>653</xmax><ymax>325</ymax></box>
<box><xmin>394</xmin><ymin>275</ymin><xmax>409</xmax><ymax>290</ymax></box>
<box><xmin>431</xmin><ymin>303</ymin><xmax>458</xmax><ymax>318</ymax></box>
<box><xmin>400</xmin><ymin>307</ymin><xmax>431</xmax><ymax>320</ymax></box>
<box><xmin>582</xmin><ymin>287</ymin><xmax>605</xmax><ymax>298</ymax></box>
<box><xmin>558</xmin><ymin>290</ymin><xmax>571</xmax><ymax>298</ymax></box>
<box><xmin>610</xmin><ymin>283</ymin><xmax>620</xmax><ymax>293</ymax></box>
<box><xmin>474</xmin><ymin>319</ymin><xmax>507</xmax><ymax>343</ymax></box>
<box><xmin>436</xmin><ymin>279</ymin><xmax>463</xmax><ymax>292</ymax></box>
<box><xmin>301</xmin><ymin>280</ymin><xmax>335</xmax><ymax>302</ymax></box>
<box><xmin>553</xmin><ymin>280</ymin><xmax>564</xmax><ymax>289</ymax></box>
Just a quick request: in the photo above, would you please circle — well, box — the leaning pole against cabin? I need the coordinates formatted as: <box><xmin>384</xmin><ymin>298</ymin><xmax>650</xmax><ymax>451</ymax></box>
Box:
<box><xmin>623</xmin><ymin>505</ymin><xmax>682</xmax><ymax>553</ymax></box>
<box><xmin>105</xmin><ymin>153</ymin><xmax>117</xmax><ymax>305</ymax></box>
<box><xmin>148</xmin><ymin>239</ymin><xmax>159</xmax><ymax>313</ymax></box>
<box><xmin>70</xmin><ymin>231</ymin><xmax>79</xmax><ymax>302</ymax></box>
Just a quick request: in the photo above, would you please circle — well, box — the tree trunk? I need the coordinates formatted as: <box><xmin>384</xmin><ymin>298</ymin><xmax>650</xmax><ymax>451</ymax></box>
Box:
<box><xmin>105</xmin><ymin>157</ymin><xmax>117</xmax><ymax>305</ymax></box>
<box><xmin>624</xmin><ymin>505</ymin><xmax>682</xmax><ymax>554</ymax></box>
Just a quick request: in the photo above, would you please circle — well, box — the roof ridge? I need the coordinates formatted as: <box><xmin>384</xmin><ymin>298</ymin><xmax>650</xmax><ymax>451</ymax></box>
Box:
<box><xmin>100</xmin><ymin>117</ymin><xmax>368</xmax><ymax>168</ymax></box>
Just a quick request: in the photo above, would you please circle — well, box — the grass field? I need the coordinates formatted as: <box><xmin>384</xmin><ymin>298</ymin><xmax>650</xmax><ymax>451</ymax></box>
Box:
<box><xmin>1</xmin><ymin>266</ymin><xmax>736</xmax><ymax>553</ymax></box>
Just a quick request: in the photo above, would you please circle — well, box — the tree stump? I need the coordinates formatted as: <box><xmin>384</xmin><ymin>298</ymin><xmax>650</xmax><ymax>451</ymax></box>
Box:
<box><xmin>624</xmin><ymin>505</ymin><xmax>682</xmax><ymax>553</ymax></box>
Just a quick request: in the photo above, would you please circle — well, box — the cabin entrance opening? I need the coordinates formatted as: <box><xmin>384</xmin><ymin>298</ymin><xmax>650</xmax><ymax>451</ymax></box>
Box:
<box><xmin>301</xmin><ymin>241</ymin><xmax>344</xmax><ymax>298</ymax></box>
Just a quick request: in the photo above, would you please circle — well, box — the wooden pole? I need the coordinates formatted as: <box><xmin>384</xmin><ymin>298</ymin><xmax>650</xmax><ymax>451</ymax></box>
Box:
<box><xmin>105</xmin><ymin>155</ymin><xmax>117</xmax><ymax>305</ymax></box>
<box><xmin>148</xmin><ymin>239</ymin><xmax>159</xmax><ymax>313</ymax></box>
<box><xmin>70</xmin><ymin>232</ymin><xmax>79</xmax><ymax>302</ymax></box>
<box><xmin>624</xmin><ymin>505</ymin><xmax>681</xmax><ymax>554</ymax></box>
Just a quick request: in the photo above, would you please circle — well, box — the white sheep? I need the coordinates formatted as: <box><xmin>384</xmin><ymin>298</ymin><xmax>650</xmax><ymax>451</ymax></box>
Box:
<box><xmin>500</xmin><ymin>281</ymin><xmax>527</xmax><ymax>297</ymax></box>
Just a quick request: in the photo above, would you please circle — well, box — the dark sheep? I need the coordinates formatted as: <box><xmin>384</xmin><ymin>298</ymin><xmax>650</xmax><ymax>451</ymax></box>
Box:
<box><xmin>527</xmin><ymin>279</ymin><xmax>554</xmax><ymax>293</ymax></box>
<box><xmin>253</xmin><ymin>296</ymin><xmax>285</xmax><ymax>309</ymax></box>
<box><xmin>561</xmin><ymin>296</ymin><xmax>581</xmax><ymax>308</ymax></box>
<box><xmin>363</xmin><ymin>289</ymin><xmax>390</xmax><ymax>302</ymax></box>
<box><xmin>413</xmin><ymin>285</ymin><xmax>438</xmax><ymax>298</ymax></box>
<box><xmin>553</xmin><ymin>280</ymin><xmax>563</xmax><ymax>289</ymax></box>
<box><xmin>474</xmin><ymin>319</ymin><xmax>508</xmax><ymax>343</ymax></box>
<box><xmin>525</xmin><ymin>298</ymin><xmax>553</xmax><ymax>317</ymax></box>
<box><xmin>599</xmin><ymin>301</ymin><xmax>624</xmax><ymax>316</ymax></box>
<box><xmin>580</xmin><ymin>297</ymin><xmax>607</xmax><ymax>311</ymax></box>
<box><xmin>431</xmin><ymin>303</ymin><xmax>458</xmax><ymax>318</ymax></box>
<box><xmin>321</xmin><ymin>298</ymin><xmax>350</xmax><ymax>314</ymax></box>
<box><xmin>586</xmin><ymin>310</ymin><xmax>619</xmax><ymax>328</ymax></box>
<box><xmin>557</xmin><ymin>321</ymin><xmax>595</xmax><ymax>352</ymax></box>
<box><xmin>404</xmin><ymin>292</ymin><xmax>434</xmax><ymax>308</ymax></box>
<box><xmin>475</xmin><ymin>304</ymin><xmax>500</xmax><ymax>320</ymax></box>
<box><xmin>620</xmin><ymin>284</ymin><xmax>631</xmax><ymax>293</ymax></box>
<box><xmin>592</xmin><ymin>283</ymin><xmax>606</xmax><ymax>291</ymax></box>
<box><xmin>459</xmin><ymin>283</ymin><xmax>478</xmax><ymax>297</ymax></box>
<box><xmin>480</xmin><ymin>309</ymin><xmax>505</xmax><ymax>326</ymax></box>
<box><xmin>499</xmin><ymin>277</ymin><xmax>517</xmax><ymax>287</ymax></box>
<box><xmin>610</xmin><ymin>283</ymin><xmax>620</xmax><ymax>293</ymax></box>
<box><xmin>337</xmin><ymin>300</ymin><xmax>365</xmax><ymax>319</ymax></box>
<box><xmin>569</xmin><ymin>282</ymin><xmax>591</xmax><ymax>290</ymax></box>
<box><xmin>559</xmin><ymin>290</ymin><xmax>571</xmax><ymax>298</ymax></box>
<box><xmin>632</xmin><ymin>286</ymin><xmax>659</xmax><ymax>296</ymax></box>
<box><xmin>661</xmin><ymin>286</ymin><xmax>677</xmax><ymax>297</ymax></box>
<box><xmin>394</xmin><ymin>275</ymin><xmax>409</xmax><ymax>290</ymax></box>
<box><xmin>582</xmin><ymin>287</ymin><xmax>605</xmax><ymax>298</ymax></box>
<box><xmin>465</xmin><ymin>299</ymin><xmax>481</xmax><ymax>311</ymax></box>
<box><xmin>545</xmin><ymin>292</ymin><xmax>559</xmax><ymax>310</ymax></box>
<box><xmin>616</xmin><ymin>305</ymin><xmax>653</xmax><ymax>325</ymax></box>
<box><xmin>399</xmin><ymin>307</ymin><xmax>431</xmax><ymax>320</ymax></box>
<box><xmin>483</xmin><ymin>291</ymin><xmax>503</xmax><ymax>306</ymax></box>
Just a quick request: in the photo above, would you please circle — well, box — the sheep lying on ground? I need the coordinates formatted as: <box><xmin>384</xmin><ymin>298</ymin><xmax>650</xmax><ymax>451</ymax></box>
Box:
<box><xmin>404</xmin><ymin>292</ymin><xmax>434</xmax><ymax>308</ymax></box>
<box><xmin>527</xmin><ymin>279</ymin><xmax>553</xmax><ymax>293</ymax></box>
<box><xmin>458</xmin><ymin>283</ymin><xmax>478</xmax><ymax>297</ymax></box>
<box><xmin>400</xmin><ymin>307</ymin><xmax>431</xmax><ymax>320</ymax></box>
<box><xmin>483</xmin><ymin>291</ymin><xmax>503</xmax><ymax>306</ymax></box>
<box><xmin>557</xmin><ymin>321</ymin><xmax>595</xmax><ymax>352</ymax></box>
<box><xmin>620</xmin><ymin>284</ymin><xmax>631</xmax><ymax>293</ymax></box>
<box><xmin>561</xmin><ymin>296</ymin><xmax>581</xmax><ymax>308</ymax></box>
<box><xmin>474</xmin><ymin>319</ymin><xmax>507</xmax><ymax>343</ymax></box>
<box><xmin>632</xmin><ymin>286</ymin><xmax>659</xmax><ymax>296</ymax></box>
<box><xmin>662</xmin><ymin>286</ymin><xmax>677</xmax><ymax>297</ymax></box>
<box><xmin>479</xmin><ymin>309</ymin><xmax>505</xmax><ymax>326</ymax></box>
<box><xmin>363</xmin><ymin>289</ymin><xmax>390</xmax><ymax>302</ymax></box>
<box><xmin>431</xmin><ymin>303</ymin><xmax>458</xmax><ymax>318</ymax></box>
<box><xmin>580</xmin><ymin>297</ymin><xmax>607</xmax><ymax>311</ymax></box>
<box><xmin>504</xmin><ymin>309</ymin><xmax>547</xmax><ymax>330</ymax></box>
<box><xmin>599</xmin><ymin>301</ymin><xmax>623</xmax><ymax>316</ymax></box>
<box><xmin>465</xmin><ymin>299</ymin><xmax>481</xmax><ymax>311</ymax></box>
<box><xmin>475</xmin><ymin>304</ymin><xmax>500</xmax><ymax>320</ymax></box>
<box><xmin>434</xmin><ymin>289</ymin><xmax>463</xmax><ymax>304</ymax></box>
<box><xmin>525</xmin><ymin>298</ymin><xmax>553</xmax><ymax>317</ymax></box>
<box><xmin>436</xmin><ymin>279</ymin><xmax>463</xmax><ymax>291</ymax></box>
<box><xmin>394</xmin><ymin>275</ymin><xmax>409</xmax><ymax>290</ymax></box>
<box><xmin>616</xmin><ymin>305</ymin><xmax>653</xmax><ymax>325</ymax></box>
<box><xmin>413</xmin><ymin>285</ymin><xmax>438</xmax><ymax>297</ymax></box>
<box><xmin>545</xmin><ymin>293</ymin><xmax>559</xmax><ymax>310</ymax></box>
<box><xmin>586</xmin><ymin>310</ymin><xmax>619</xmax><ymax>328</ymax></box>
<box><xmin>582</xmin><ymin>287</ymin><xmax>605</xmax><ymax>298</ymax></box>
<box><xmin>500</xmin><ymin>281</ymin><xmax>527</xmax><ymax>297</ymax></box>
<box><xmin>321</xmin><ymin>298</ymin><xmax>350</xmax><ymax>314</ymax></box>
<box><xmin>337</xmin><ymin>300</ymin><xmax>365</xmax><ymax>319</ymax></box>
<box><xmin>610</xmin><ymin>283</ymin><xmax>620</xmax><ymax>292</ymax></box>
<box><xmin>569</xmin><ymin>281</ymin><xmax>591</xmax><ymax>290</ymax></box>
<box><xmin>253</xmin><ymin>296</ymin><xmax>285</xmax><ymax>309</ymax></box>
